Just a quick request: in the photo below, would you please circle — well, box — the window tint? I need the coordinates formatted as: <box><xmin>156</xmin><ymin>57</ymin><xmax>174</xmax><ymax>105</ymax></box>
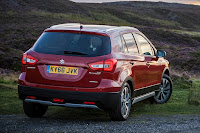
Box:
<box><xmin>122</xmin><ymin>33</ymin><xmax>138</xmax><ymax>54</ymax></box>
<box><xmin>114</xmin><ymin>36</ymin><xmax>123</xmax><ymax>51</ymax></box>
<box><xmin>33</xmin><ymin>32</ymin><xmax>111</xmax><ymax>57</ymax></box>
<box><xmin>134</xmin><ymin>34</ymin><xmax>153</xmax><ymax>55</ymax></box>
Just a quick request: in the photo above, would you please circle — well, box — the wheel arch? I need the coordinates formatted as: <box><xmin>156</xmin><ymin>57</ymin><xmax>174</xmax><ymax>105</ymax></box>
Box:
<box><xmin>162</xmin><ymin>67</ymin><xmax>170</xmax><ymax>77</ymax></box>
<box><xmin>161</xmin><ymin>67</ymin><xmax>173</xmax><ymax>87</ymax></box>
<box><xmin>123</xmin><ymin>76</ymin><xmax>134</xmax><ymax>98</ymax></box>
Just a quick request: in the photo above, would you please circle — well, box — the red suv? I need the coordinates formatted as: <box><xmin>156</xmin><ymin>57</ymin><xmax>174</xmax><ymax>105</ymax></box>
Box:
<box><xmin>18</xmin><ymin>24</ymin><xmax>173</xmax><ymax>121</ymax></box>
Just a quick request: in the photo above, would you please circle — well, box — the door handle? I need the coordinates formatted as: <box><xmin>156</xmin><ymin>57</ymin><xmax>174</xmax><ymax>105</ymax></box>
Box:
<box><xmin>130</xmin><ymin>61</ymin><xmax>134</xmax><ymax>65</ymax></box>
<box><xmin>146</xmin><ymin>62</ymin><xmax>150</xmax><ymax>67</ymax></box>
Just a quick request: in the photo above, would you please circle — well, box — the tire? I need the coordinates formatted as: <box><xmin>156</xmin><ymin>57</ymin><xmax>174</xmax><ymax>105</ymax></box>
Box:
<box><xmin>23</xmin><ymin>101</ymin><xmax>48</xmax><ymax>118</ymax></box>
<box><xmin>152</xmin><ymin>74</ymin><xmax>173</xmax><ymax>104</ymax></box>
<box><xmin>109</xmin><ymin>82</ymin><xmax>132</xmax><ymax>121</ymax></box>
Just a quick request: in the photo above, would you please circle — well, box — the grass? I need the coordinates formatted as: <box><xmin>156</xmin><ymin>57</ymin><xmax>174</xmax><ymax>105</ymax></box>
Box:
<box><xmin>130</xmin><ymin>76</ymin><xmax>200</xmax><ymax>116</ymax></box>
<box><xmin>0</xmin><ymin>73</ymin><xmax>200</xmax><ymax>118</ymax></box>
<box><xmin>0</xmin><ymin>73</ymin><xmax>22</xmax><ymax>114</ymax></box>
<box><xmin>6</xmin><ymin>11</ymin><xmax>15</xmax><ymax>18</ymax></box>
<box><xmin>89</xmin><ymin>11</ymin><xmax>131</xmax><ymax>26</ymax></box>
<box><xmin>190</xmin><ymin>50</ymin><xmax>200</xmax><ymax>57</ymax></box>
<box><xmin>29</xmin><ymin>10</ymin><xmax>131</xmax><ymax>26</ymax></box>
<box><xmin>124</xmin><ymin>11</ymin><xmax>183</xmax><ymax>29</ymax></box>
<box><xmin>170</xmin><ymin>30</ymin><xmax>200</xmax><ymax>37</ymax></box>
<box><xmin>169</xmin><ymin>29</ymin><xmax>200</xmax><ymax>42</ymax></box>
<box><xmin>188</xmin><ymin>79</ymin><xmax>200</xmax><ymax>105</ymax></box>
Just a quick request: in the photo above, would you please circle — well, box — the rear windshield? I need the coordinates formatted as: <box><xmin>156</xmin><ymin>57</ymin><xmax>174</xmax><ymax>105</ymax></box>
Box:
<box><xmin>33</xmin><ymin>32</ymin><xmax>111</xmax><ymax>57</ymax></box>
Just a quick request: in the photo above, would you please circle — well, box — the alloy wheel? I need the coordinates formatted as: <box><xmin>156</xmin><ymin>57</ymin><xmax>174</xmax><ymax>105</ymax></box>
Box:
<box><xmin>154</xmin><ymin>77</ymin><xmax>171</xmax><ymax>103</ymax></box>
<box><xmin>121</xmin><ymin>86</ymin><xmax>131</xmax><ymax>119</ymax></box>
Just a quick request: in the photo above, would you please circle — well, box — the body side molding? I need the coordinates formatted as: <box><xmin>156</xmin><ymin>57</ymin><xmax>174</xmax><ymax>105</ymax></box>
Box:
<box><xmin>132</xmin><ymin>92</ymin><xmax>155</xmax><ymax>104</ymax></box>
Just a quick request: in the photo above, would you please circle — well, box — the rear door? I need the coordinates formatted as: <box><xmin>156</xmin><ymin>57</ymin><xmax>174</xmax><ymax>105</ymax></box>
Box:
<box><xmin>25</xmin><ymin>31</ymin><xmax>111</xmax><ymax>88</ymax></box>
<box><xmin>121</xmin><ymin>33</ymin><xmax>149</xmax><ymax>89</ymax></box>
<box><xmin>134</xmin><ymin>33</ymin><xmax>162</xmax><ymax>86</ymax></box>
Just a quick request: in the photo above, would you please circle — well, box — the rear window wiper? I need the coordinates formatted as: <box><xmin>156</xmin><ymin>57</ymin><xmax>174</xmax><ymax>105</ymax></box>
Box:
<box><xmin>63</xmin><ymin>51</ymin><xmax>88</xmax><ymax>55</ymax></box>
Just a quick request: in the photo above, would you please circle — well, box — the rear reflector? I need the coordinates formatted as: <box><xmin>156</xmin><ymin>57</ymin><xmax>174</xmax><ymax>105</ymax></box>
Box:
<box><xmin>52</xmin><ymin>98</ymin><xmax>64</xmax><ymax>103</ymax></box>
<box><xmin>26</xmin><ymin>96</ymin><xmax>36</xmax><ymax>99</ymax></box>
<box><xmin>84</xmin><ymin>101</ymin><xmax>95</xmax><ymax>105</ymax></box>
<box><xmin>88</xmin><ymin>59</ymin><xmax>117</xmax><ymax>72</ymax></box>
<box><xmin>22</xmin><ymin>53</ymin><xmax>38</xmax><ymax>65</ymax></box>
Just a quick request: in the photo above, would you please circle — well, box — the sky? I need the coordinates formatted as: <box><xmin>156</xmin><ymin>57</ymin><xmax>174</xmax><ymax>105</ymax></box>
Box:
<box><xmin>71</xmin><ymin>0</ymin><xmax>200</xmax><ymax>5</ymax></box>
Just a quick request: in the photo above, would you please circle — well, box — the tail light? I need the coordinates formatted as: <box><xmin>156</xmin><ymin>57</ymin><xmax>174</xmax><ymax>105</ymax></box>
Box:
<box><xmin>21</xmin><ymin>53</ymin><xmax>38</xmax><ymax>65</ymax></box>
<box><xmin>104</xmin><ymin>59</ymin><xmax>117</xmax><ymax>71</ymax></box>
<box><xmin>88</xmin><ymin>60</ymin><xmax>104</xmax><ymax>71</ymax></box>
<box><xmin>89</xmin><ymin>59</ymin><xmax>117</xmax><ymax>72</ymax></box>
<box><xmin>52</xmin><ymin>98</ymin><xmax>64</xmax><ymax>103</ymax></box>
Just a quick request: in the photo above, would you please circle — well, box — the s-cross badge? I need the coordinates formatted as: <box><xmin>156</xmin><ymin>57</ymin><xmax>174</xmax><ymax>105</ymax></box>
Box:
<box><xmin>60</xmin><ymin>59</ymin><xmax>65</xmax><ymax>64</ymax></box>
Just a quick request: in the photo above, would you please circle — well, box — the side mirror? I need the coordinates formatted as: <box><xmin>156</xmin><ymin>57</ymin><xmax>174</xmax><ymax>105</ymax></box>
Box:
<box><xmin>156</xmin><ymin>50</ymin><xmax>166</xmax><ymax>57</ymax></box>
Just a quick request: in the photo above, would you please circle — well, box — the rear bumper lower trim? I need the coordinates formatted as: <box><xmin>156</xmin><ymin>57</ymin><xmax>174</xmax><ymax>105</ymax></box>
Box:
<box><xmin>18</xmin><ymin>85</ymin><xmax>120</xmax><ymax>110</ymax></box>
<box><xmin>24</xmin><ymin>99</ymin><xmax>100</xmax><ymax>109</ymax></box>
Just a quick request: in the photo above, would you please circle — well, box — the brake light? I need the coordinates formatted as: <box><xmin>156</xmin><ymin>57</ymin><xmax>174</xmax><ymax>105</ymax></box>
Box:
<box><xmin>104</xmin><ymin>59</ymin><xmax>117</xmax><ymax>71</ymax></box>
<box><xmin>21</xmin><ymin>53</ymin><xmax>38</xmax><ymax>65</ymax></box>
<box><xmin>89</xmin><ymin>59</ymin><xmax>117</xmax><ymax>72</ymax></box>
<box><xmin>27</xmin><ymin>96</ymin><xmax>36</xmax><ymax>99</ymax></box>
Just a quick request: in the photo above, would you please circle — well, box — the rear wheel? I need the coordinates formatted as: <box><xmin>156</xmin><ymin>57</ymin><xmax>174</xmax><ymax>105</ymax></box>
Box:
<box><xmin>23</xmin><ymin>101</ymin><xmax>48</xmax><ymax>118</ymax></box>
<box><xmin>109</xmin><ymin>82</ymin><xmax>131</xmax><ymax>121</ymax></box>
<box><xmin>152</xmin><ymin>74</ymin><xmax>173</xmax><ymax>104</ymax></box>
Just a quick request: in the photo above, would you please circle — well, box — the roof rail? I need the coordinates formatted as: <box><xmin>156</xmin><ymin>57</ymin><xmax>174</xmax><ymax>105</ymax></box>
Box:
<box><xmin>104</xmin><ymin>26</ymin><xmax>139</xmax><ymax>32</ymax></box>
<box><xmin>104</xmin><ymin>26</ymin><xmax>121</xmax><ymax>32</ymax></box>
<box><xmin>50</xmin><ymin>23</ymin><xmax>81</xmax><ymax>28</ymax></box>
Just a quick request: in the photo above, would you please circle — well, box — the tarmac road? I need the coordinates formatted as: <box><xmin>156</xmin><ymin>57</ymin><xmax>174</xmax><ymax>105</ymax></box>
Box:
<box><xmin>0</xmin><ymin>112</ymin><xmax>200</xmax><ymax>133</ymax></box>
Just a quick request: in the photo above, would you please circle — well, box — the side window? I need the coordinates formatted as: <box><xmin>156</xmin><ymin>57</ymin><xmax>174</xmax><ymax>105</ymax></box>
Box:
<box><xmin>121</xmin><ymin>36</ymin><xmax>128</xmax><ymax>53</ymax></box>
<box><xmin>122</xmin><ymin>33</ymin><xmax>138</xmax><ymax>54</ymax></box>
<box><xmin>114</xmin><ymin>36</ymin><xmax>123</xmax><ymax>51</ymax></box>
<box><xmin>134</xmin><ymin>34</ymin><xmax>154</xmax><ymax>55</ymax></box>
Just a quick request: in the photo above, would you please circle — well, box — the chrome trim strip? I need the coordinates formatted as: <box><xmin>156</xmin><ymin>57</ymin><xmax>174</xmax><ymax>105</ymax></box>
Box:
<box><xmin>27</xmin><ymin>67</ymin><xmax>36</xmax><ymax>69</ymax></box>
<box><xmin>105</xmin><ymin>26</ymin><xmax>139</xmax><ymax>32</ymax></box>
<box><xmin>89</xmin><ymin>81</ymin><xmax>98</xmax><ymax>83</ymax></box>
<box><xmin>135</xmin><ymin>83</ymin><xmax>160</xmax><ymax>91</ymax></box>
<box><xmin>89</xmin><ymin>72</ymin><xmax>101</xmax><ymax>75</ymax></box>
<box><xmin>107</xmin><ymin>92</ymin><xmax>120</xmax><ymax>94</ymax></box>
<box><xmin>24</xmin><ymin>99</ymin><xmax>100</xmax><ymax>109</ymax></box>
<box><xmin>132</xmin><ymin>92</ymin><xmax>155</xmax><ymax>104</ymax></box>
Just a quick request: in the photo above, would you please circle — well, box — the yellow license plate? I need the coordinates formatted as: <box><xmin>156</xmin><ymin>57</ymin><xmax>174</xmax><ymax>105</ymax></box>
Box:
<box><xmin>47</xmin><ymin>65</ymin><xmax>78</xmax><ymax>75</ymax></box>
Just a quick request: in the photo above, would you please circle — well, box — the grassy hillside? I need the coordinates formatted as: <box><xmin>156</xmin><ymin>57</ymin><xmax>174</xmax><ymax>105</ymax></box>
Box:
<box><xmin>0</xmin><ymin>0</ymin><xmax>200</xmax><ymax>75</ymax></box>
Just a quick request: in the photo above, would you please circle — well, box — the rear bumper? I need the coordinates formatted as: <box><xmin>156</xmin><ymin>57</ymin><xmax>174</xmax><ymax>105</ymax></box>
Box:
<box><xmin>18</xmin><ymin>85</ymin><xmax>120</xmax><ymax>110</ymax></box>
<box><xmin>19</xmin><ymin>72</ymin><xmax>121</xmax><ymax>93</ymax></box>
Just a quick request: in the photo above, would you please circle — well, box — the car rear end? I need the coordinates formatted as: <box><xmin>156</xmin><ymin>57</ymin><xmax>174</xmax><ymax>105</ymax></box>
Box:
<box><xmin>18</xmin><ymin>29</ymin><xmax>121</xmax><ymax>111</ymax></box>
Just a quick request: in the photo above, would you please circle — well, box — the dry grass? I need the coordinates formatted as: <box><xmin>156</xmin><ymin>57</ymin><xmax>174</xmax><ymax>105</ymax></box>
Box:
<box><xmin>0</xmin><ymin>71</ymin><xmax>19</xmax><ymax>84</ymax></box>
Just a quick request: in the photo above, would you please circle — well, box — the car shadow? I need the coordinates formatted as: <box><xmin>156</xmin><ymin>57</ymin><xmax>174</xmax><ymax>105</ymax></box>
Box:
<box><xmin>40</xmin><ymin>99</ymin><xmax>152</xmax><ymax>122</ymax></box>
<box><xmin>44</xmin><ymin>107</ymin><xmax>111</xmax><ymax>122</ymax></box>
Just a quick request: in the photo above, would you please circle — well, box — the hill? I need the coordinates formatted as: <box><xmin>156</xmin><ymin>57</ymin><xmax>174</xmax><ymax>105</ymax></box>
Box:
<box><xmin>0</xmin><ymin>0</ymin><xmax>200</xmax><ymax>75</ymax></box>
